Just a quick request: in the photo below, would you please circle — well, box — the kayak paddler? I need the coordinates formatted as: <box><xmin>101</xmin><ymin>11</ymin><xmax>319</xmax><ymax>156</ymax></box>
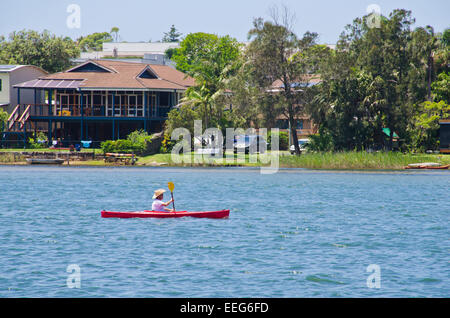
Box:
<box><xmin>152</xmin><ymin>189</ymin><xmax>174</xmax><ymax>212</ymax></box>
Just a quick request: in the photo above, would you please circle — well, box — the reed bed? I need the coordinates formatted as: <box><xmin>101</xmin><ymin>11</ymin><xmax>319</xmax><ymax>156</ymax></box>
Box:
<box><xmin>279</xmin><ymin>151</ymin><xmax>450</xmax><ymax>170</ymax></box>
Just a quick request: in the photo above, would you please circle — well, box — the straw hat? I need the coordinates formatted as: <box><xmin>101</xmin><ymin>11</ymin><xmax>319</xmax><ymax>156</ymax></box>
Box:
<box><xmin>152</xmin><ymin>189</ymin><xmax>166</xmax><ymax>199</ymax></box>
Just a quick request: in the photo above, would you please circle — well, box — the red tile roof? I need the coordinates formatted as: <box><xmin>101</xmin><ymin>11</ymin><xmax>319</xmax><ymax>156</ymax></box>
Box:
<box><xmin>41</xmin><ymin>60</ymin><xmax>195</xmax><ymax>90</ymax></box>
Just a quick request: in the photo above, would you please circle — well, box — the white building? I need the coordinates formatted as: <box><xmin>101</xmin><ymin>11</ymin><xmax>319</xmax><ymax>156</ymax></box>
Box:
<box><xmin>80</xmin><ymin>42</ymin><xmax>180</xmax><ymax>60</ymax></box>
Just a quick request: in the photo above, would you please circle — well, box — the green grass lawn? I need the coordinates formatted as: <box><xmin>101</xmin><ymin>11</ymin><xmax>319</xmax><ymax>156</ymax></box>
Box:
<box><xmin>137</xmin><ymin>152</ymin><xmax>262</xmax><ymax>166</ymax></box>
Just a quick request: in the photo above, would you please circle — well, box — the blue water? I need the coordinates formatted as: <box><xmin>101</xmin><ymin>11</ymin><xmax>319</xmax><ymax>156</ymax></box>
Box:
<box><xmin>0</xmin><ymin>166</ymin><xmax>448</xmax><ymax>297</ymax></box>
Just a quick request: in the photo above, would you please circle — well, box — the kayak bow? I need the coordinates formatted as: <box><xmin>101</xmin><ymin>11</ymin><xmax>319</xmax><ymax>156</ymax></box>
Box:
<box><xmin>101</xmin><ymin>209</ymin><xmax>230</xmax><ymax>219</ymax></box>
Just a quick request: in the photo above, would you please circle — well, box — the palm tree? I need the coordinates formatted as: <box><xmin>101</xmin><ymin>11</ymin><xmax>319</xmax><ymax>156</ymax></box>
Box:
<box><xmin>181</xmin><ymin>84</ymin><xmax>224</xmax><ymax>129</ymax></box>
<box><xmin>110</xmin><ymin>27</ymin><xmax>120</xmax><ymax>42</ymax></box>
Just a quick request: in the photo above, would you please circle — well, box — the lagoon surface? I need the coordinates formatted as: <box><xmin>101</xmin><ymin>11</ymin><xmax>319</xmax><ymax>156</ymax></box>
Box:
<box><xmin>0</xmin><ymin>166</ymin><xmax>448</xmax><ymax>297</ymax></box>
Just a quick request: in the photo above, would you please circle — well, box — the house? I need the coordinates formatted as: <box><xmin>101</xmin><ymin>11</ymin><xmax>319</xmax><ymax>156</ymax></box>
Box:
<box><xmin>269</xmin><ymin>76</ymin><xmax>321</xmax><ymax>141</ymax></box>
<box><xmin>0</xmin><ymin>65</ymin><xmax>48</xmax><ymax>113</ymax></box>
<box><xmin>9</xmin><ymin>60</ymin><xmax>194</xmax><ymax>146</ymax></box>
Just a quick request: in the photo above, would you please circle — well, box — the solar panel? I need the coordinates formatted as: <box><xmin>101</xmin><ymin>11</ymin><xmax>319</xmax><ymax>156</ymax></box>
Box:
<box><xmin>14</xmin><ymin>79</ymin><xmax>83</xmax><ymax>89</ymax></box>
<box><xmin>0</xmin><ymin>65</ymin><xmax>18</xmax><ymax>70</ymax></box>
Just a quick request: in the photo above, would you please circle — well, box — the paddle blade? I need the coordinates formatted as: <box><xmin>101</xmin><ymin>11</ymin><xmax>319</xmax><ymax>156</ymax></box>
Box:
<box><xmin>168</xmin><ymin>182</ymin><xmax>175</xmax><ymax>192</ymax></box>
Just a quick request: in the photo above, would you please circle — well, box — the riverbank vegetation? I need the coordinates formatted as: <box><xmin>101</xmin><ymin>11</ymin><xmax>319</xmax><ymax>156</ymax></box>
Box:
<box><xmin>164</xmin><ymin>6</ymin><xmax>449</xmax><ymax>154</ymax></box>
<box><xmin>88</xmin><ymin>151</ymin><xmax>450</xmax><ymax>170</ymax></box>
<box><xmin>1</xmin><ymin>148</ymin><xmax>449</xmax><ymax>170</ymax></box>
<box><xmin>278</xmin><ymin>151</ymin><xmax>450</xmax><ymax>170</ymax></box>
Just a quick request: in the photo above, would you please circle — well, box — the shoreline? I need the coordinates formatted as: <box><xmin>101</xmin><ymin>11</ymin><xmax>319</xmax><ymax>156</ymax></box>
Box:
<box><xmin>1</xmin><ymin>150</ymin><xmax>449</xmax><ymax>171</ymax></box>
<box><xmin>1</xmin><ymin>161</ymin><xmax>449</xmax><ymax>173</ymax></box>
<box><xmin>2</xmin><ymin>163</ymin><xmax>450</xmax><ymax>176</ymax></box>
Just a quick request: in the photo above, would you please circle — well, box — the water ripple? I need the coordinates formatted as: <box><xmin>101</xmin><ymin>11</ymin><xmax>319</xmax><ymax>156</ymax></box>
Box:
<box><xmin>0</xmin><ymin>166</ymin><xmax>449</xmax><ymax>297</ymax></box>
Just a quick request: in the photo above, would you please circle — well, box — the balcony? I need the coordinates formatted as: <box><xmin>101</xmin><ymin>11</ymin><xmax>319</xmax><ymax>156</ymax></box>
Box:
<box><xmin>17</xmin><ymin>104</ymin><xmax>171</xmax><ymax>119</ymax></box>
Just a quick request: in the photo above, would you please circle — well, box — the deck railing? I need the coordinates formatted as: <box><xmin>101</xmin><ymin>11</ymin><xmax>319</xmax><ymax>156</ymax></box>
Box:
<box><xmin>23</xmin><ymin>104</ymin><xmax>170</xmax><ymax>118</ymax></box>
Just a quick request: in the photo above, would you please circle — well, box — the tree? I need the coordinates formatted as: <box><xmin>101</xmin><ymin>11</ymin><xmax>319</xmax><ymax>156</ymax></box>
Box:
<box><xmin>441</xmin><ymin>28</ymin><xmax>450</xmax><ymax>47</ymax></box>
<box><xmin>170</xmin><ymin>33</ymin><xmax>237</xmax><ymax>76</ymax></box>
<box><xmin>77</xmin><ymin>32</ymin><xmax>113</xmax><ymax>51</ymax></box>
<box><xmin>167</xmin><ymin>33</ymin><xmax>242</xmax><ymax>131</ymax></box>
<box><xmin>312</xmin><ymin>9</ymin><xmax>436</xmax><ymax>151</ymax></box>
<box><xmin>413</xmin><ymin>100</ymin><xmax>449</xmax><ymax>150</ymax></box>
<box><xmin>431</xmin><ymin>72</ymin><xmax>450</xmax><ymax>104</ymax></box>
<box><xmin>110</xmin><ymin>27</ymin><xmax>120</xmax><ymax>42</ymax></box>
<box><xmin>164</xmin><ymin>47</ymin><xmax>177</xmax><ymax>59</ymax></box>
<box><xmin>0</xmin><ymin>108</ymin><xmax>8</xmax><ymax>132</ymax></box>
<box><xmin>434</xmin><ymin>28</ymin><xmax>450</xmax><ymax>75</ymax></box>
<box><xmin>165</xmin><ymin>103</ymin><xmax>201</xmax><ymax>136</ymax></box>
<box><xmin>411</xmin><ymin>72</ymin><xmax>450</xmax><ymax>150</ymax></box>
<box><xmin>162</xmin><ymin>25</ymin><xmax>182</xmax><ymax>42</ymax></box>
<box><xmin>242</xmin><ymin>6</ymin><xmax>320</xmax><ymax>155</ymax></box>
<box><xmin>0</xmin><ymin>30</ymin><xmax>80</xmax><ymax>73</ymax></box>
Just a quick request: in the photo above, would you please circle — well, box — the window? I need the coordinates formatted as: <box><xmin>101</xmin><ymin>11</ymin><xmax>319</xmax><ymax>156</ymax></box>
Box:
<box><xmin>0</xmin><ymin>79</ymin><xmax>2</xmax><ymax>91</ymax></box>
<box><xmin>159</xmin><ymin>92</ymin><xmax>169</xmax><ymax>106</ymax></box>
<box><xmin>68</xmin><ymin>62</ymin><xmax>111</xmax><ymax>73</ymax></box>
<box><xmin>139</xmin><ymin>68</ymin><xmax>158</xmax><ymax>79</ymax></box>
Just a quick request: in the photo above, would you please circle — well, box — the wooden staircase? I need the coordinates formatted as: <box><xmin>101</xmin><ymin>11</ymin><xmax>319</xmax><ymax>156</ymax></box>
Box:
<box><xmin>7</xmin><ymin>105</ymin><xmax>32</xmax><ymax>132</ymax></box>
<box><xmin>1</xmin><ymin>105</ymin><xmax>33</xmax><ymax>148</ymax></box>
<box><xmin>7</xmin><ymin>105</ymin><xmax>21</xmax><ymax>131</ymax></box>
<box><xmin>18</xmin><ymin>105</ymin><xmax>31</xmax><ymax>130</ymax></box>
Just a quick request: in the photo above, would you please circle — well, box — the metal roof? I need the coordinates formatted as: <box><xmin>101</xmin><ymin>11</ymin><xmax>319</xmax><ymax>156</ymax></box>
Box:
<box><xmin>14</xmin><ymin>79</ymin><xmax>84</xmax><ymax>89</ymax></box>
<box><xmin>0</xmin><ymin>65</ymin><xmax>48</xmax><ymax>74</ymax></box>
<box><xmin>0</xmin><ymin>65</ymin><xmax>23</xmax><ymax>72</ymax></box>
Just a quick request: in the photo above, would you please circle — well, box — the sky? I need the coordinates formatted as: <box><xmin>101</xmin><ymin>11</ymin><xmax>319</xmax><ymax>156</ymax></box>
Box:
<box><xmin>0</xmin><ymin>0</ymin><xmax>449</xmax><ymax>44</ymax></box>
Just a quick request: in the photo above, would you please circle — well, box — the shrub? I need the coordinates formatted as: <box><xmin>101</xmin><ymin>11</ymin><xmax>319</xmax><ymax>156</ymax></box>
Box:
<box><xmin>100</xmin><ymin>130</ymin><xmax>154</xmax><ymax>155</ymax></box>
<box><xmin>28</xmin><ymin>132</ymin><xmax>47</xmax><ymax>149</ymax></box>
<box><xmin>267</xmin><ymin>131</ymin><xmax>289</xmax><ymax>150</ymax></box>
<box><xmin>160</xmin><ymin>133</ymin><xmax>176</xmax><ymax>153</ymax></box>
<box><xmin>101</xmin><ymin>139</ymin><xmax>134</xmax><ymax>154</ymax></box>
<box><xmin>127</xmin><ymin>129</ymin><xmax>152</xmax><ymax>154</ymax></box>
<box><xmin>307</xmin><ymin>128</ymin><xmax>334</xmax><ymax>152</ymax></box>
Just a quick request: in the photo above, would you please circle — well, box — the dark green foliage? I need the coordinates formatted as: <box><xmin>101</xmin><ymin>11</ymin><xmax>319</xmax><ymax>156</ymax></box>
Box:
<box><xmin>77</xmin><ymin>32</ymin><xmax>113</xmax><ymax>52</ymax></box>
<box><xmin>267</xmin><ymin>131</ymin><xmax>289</xmax><ymax>150</ymax></box>
<box><xmin>100</xmin><ymin>130</ymin><xmax>153</xmax><ymax>155</ymax></box>
<box><xmin>162</xmin><ymin>25</ymin><xmax>182</xmax><ymax>42</ymax></box>
<box><xmin>0</xmin><ymin>30</ymin><xmax>80</xmax><ymax>73</ymax></box>
<box><xmin>307</xmin><ymin>128</ymin><xmax>335</xmax><ymax>152</ymax></box>
<box><xmin>160</xmin><ymin>133</ymin><xmax>176</xmax><ymax>154</ymax></box>
<box><xmin>101</xmin><ymin>140</ymin><xmax>136</xmax><ymax>154</ymax></box>
<box><xmin>310</xmin><ymin>9</ymin><xmax>447</xmax><ymax>151</ymax></box>
<box><xmin>0</xmin><ymin>109</ymin><xmax>8</xmax><ymax>132</ymax></box>
<box><xmin>166</xmin><ymin>33</ymin><xmax>243</xmax><ymax>132</ymax></box>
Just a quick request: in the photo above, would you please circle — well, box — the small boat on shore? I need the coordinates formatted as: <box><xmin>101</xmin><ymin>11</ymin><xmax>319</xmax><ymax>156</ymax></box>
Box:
<box><xmin>26</xmin><ymin>158</ymin><xmax>65</xmax><ymax>165</ymax></box>
<box><xmin>101</xmin><ymin>209</ymin><xmax>230</xmax><ymax>219</ymax></box>
<box><xmin>404</xmin><ymin>163</ymin><xmax>450</xmax><ymax>170</ymax></box>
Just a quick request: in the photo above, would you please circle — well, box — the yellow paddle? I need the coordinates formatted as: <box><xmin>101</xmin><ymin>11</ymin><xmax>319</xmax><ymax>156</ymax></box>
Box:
<box><xmin>168</xmin><ymin>182</ymin><xmax>175</xmax><ymax>211</ymax></box>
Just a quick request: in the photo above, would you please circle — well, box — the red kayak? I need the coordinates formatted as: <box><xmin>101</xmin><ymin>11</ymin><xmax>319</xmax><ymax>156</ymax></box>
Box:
<box><xmin>101</xmin><ymin>209</ymin><xmax>230</xmax><ymax>219</ymax></box>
